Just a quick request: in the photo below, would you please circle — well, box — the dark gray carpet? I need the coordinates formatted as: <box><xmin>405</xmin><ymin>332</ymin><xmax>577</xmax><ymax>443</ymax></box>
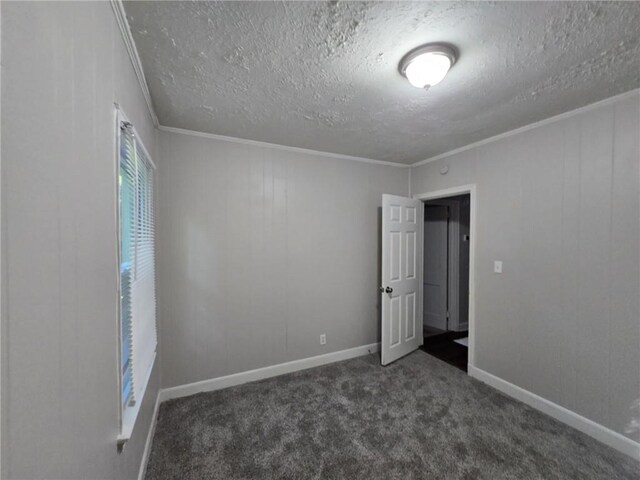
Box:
<box><xmin>145</xmin><ymin>351</ymin><xmax>639</xmax><ymax>479</ymax></box>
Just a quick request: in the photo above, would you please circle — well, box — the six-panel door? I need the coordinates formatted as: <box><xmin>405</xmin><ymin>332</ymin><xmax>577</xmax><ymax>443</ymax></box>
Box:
<box><xmin>381</xmin><ymin>194</ymin><xmax>424</xmax><ymax>365</ymax></box>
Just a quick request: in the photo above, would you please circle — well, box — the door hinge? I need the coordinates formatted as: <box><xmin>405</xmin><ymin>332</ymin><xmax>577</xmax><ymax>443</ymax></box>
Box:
<box><xmin>446</xmin><ymin>311</ymin><xmax>450</xmax><ymax>318</ymax></box>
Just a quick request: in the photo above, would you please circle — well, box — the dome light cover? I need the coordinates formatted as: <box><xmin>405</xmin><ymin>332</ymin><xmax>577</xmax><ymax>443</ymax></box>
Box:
<box><xmin>399</xmin><ymin>44</ymin><xmax>457</xmax><ymax>90</ymax></box>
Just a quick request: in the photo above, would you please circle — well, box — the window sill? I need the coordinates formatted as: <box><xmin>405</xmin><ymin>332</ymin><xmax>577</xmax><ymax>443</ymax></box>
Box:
<box><xmin>117</xmin><ymin>352</ymin><xmax>156</xmax><ymax>452</ymax></box>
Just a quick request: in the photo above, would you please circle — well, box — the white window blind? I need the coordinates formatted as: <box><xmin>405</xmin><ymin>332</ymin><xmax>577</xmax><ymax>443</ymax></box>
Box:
<box><xmin>117</xmin><ymin>111</ymin><xmax>157</xmax><ymax>442</ymax></box>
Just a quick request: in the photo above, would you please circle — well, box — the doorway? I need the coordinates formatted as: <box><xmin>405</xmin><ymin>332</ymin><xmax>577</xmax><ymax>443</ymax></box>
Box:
<box><xmin>379</xmin><ymin>185</ymin><xmax>476</xmax><ymax>370</ymax></box>
<box><xmin>420</xmin><ymin>192</ymin><xmax>472</xmax><ymax>372</ymax></box>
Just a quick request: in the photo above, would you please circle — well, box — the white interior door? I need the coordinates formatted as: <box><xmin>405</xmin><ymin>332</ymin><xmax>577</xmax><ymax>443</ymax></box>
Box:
<box><xmin>423</xmin><ymin>205</ymin><xmax>449</xmax><ymax>331</ymax></box>
<box><xmin>381</xmin><ymin>194</ymin><xmax>423</xmax><ymax>366</ymax></box>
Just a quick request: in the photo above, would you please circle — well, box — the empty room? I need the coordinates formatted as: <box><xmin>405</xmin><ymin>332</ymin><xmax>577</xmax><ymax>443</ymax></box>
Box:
<box><xmin>2</xmin><ymin>1</ymin><xmax>639</xmax><ymax>479</ymax></box>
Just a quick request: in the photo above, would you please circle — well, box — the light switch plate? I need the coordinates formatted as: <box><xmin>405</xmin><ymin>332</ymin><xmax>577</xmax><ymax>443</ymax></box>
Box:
<box><xmin>494</xmin><ymin>261</ymin><xmax>503</xmax><ymax>273</ymax></box>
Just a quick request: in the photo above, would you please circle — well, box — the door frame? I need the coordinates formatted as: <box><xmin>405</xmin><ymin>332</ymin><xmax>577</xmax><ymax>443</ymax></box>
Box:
<box><xmin>423</xmin><ymin>198</ymin><xmax>466</xmax><ymax>332</ymax></box>
<box><xmin>414</xmin><ymin>185</ymin><xmax>477</xmax><ymax>371</ymax></box>
<box><xmin>422</xmin><ymin>203</ymin><xmax>450</xmax><ymax>332</ymax></box>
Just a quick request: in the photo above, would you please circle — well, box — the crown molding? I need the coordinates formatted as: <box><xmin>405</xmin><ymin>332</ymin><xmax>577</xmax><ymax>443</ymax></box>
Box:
<box><xmin>412</xmin><ymin>88</ymin><xmax>640</xmax><ymax>168</ymax></box>
<box><xmin>109</xmin><ymin>0</ymin><xmax>406</xmax><ymax>169</ymax></box>
<box><xmin>159</xmin><ymin>125</ymin><xmax>410</xmax><ymax>168</ymax></box>
<box><xmin>112</xmin><ymin>0</ymin><xmax>637</xmax><ymax>171</ymax></box>
<box><xmin>110</xmin><ymin>0</ymin><xmax>159</xmax><ymax>128</ymax></box>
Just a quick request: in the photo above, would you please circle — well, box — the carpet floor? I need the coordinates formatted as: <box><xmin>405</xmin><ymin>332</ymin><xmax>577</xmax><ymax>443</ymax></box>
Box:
<box><xmin>145</xmin><ymin>351</ymin><xmax>639</xmax><ymax>479</ymax></box>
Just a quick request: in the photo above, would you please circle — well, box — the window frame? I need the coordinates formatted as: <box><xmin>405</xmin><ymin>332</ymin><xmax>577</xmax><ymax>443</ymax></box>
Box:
<box><xmin>115</xmin><ymin>106</ymin><xmax>157</xmax><ymax>448</ymax></box>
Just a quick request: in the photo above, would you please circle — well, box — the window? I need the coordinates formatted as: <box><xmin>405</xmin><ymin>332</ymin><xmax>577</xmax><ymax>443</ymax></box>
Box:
<box><xmin>117</xmin><ymin>109</ymin><xmax>157</xmax><ymax>444</ymax></box>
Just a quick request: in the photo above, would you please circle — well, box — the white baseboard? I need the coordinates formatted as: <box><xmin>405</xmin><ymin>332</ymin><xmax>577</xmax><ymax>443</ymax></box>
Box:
<box><xmin>468</xmin><ymin>365</ymin><xmax>640</xmax><ymax>460</ymax></box>
<box><xmin>138</xmin><ymin>343</ymin><xmax>379</xmax><ymax>477</ymax></box>
<box><xmin>137</xmin><ymin>392</ymin><xmax>161</xmax><ymax>480</ymax></box>
<box><xmin>158</xmin><ymin>342</ymin><xmax>380</xmax><ymax>403</ymax></box>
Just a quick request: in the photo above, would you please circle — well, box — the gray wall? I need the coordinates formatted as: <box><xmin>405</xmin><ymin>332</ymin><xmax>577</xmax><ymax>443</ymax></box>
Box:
<box><xmin>2</xmin><ymin>3</ymin><xmax>637</xmax><ymax>478</ymax></box>
<box><xmin>411</xmin><ymin>93</ymin><xmax>640</xmax><ymax>441</ymax></box>
<box><xmin>156</xmin><ymin>130</ymin><xmax>408</xmax><ymax>388</ymax></box>
<box><xmin>2</xmin><ymin>2</ymin><xmax>159</xmax><ymax>479</ymax></box>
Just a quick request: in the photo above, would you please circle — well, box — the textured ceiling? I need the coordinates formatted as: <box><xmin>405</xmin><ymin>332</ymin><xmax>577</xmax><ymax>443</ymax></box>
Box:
<box><xmin>124</xmin><ymin>1</ymin><xmax>640</xmax><ymax>165</ymax></box>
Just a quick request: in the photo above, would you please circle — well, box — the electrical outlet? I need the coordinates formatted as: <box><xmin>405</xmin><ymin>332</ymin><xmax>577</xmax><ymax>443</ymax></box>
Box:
<box><xmin>320</xmin><ymin>334</ymin><xmax>326</xmax><ymax>345</ymax></box>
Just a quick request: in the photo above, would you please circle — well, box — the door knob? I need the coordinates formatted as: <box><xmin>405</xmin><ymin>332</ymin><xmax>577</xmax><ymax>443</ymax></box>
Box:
<box><xmin>385</xmin><ymin>286</ymin><xmax>393</xmax><ymax>294</ymax></box>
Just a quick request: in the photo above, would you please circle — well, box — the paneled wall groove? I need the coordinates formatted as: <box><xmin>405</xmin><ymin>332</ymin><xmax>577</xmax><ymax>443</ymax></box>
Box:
<box><xmin>2</xmin><ymin>2</ymin><xmax>160</xmax><ymax>478</ymax></box>
<box><xmin>411</xmin><ymin>92</ymin><xmax>640</xmax><ymax>444</ymax></box>
<box><xmin>156</xmin><ymin>130</ymin><xmax>409</xmax><ymax>389</ymax></box>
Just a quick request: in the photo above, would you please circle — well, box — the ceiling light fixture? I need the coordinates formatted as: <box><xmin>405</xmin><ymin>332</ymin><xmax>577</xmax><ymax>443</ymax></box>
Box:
<box><xmin>399</xmin><ymin>43</ymin><xmax>457</xmax><ymax>90</ymax></box>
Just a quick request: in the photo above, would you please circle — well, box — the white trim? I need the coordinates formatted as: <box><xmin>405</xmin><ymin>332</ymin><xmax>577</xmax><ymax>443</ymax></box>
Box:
<box><xmin>411</xmin><ymin>88</ymin><xmax>640</xmax><ymax>167</ymax></box>
<box><xmin>158</xmin><ymin>126</ymin><xmax>410</xmax><ymax>168</ymax></box>
<box><xmin>107</xmin><ymin>2</ymin><xmax>639</xmax><ymax>172</ymax></box>
<box><xmin>114</xmin><ymin>106</ymin><xmax>124</xmax><ymax>445</ymax></box>
<box><xmin>158</xmin><ymin>343</ymin><xmax>380</xmax><ymax>402</ymax></box>
<box><xmin>116</xmin><ymin>105</ymin><xmax>157</xmax><ymax>170</ymax></box>
<box><xmin>137</xmin><ymin>392</ymin><xmax>161</xmax><ymax>480</ymax></box>
<box><xmin>118</xmin><ymin>353</ymin><xmax>156</xmax><ymax>444</ymax></box>
<box><xmin>110</xmin><ymin>0</ymin><xmax>159</xmax><ymax>128</ymax></box>
<box><xmin>110</xmin><ymin>0</ymin><xmax>409</xmax><ymax>168</ymax></box>
<box><xmin>469</xmin><ymin>365</ymin><xmax>640</xmax><ymax>460</ymax></box>
<box><xmin>414</xmin><ymin>185</ymin><xmax>477</xmax><ymax>366</ymax></box>
<box><xmin>116</xmin><ymin>106</ymin><xmax>159</xmax><ymax>449</ymax></box>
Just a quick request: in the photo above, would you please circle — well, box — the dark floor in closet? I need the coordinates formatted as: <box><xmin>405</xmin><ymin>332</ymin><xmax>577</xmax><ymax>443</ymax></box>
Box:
<box><xmin>420</xmin><ymin>331</ymin><xmax>468</xmax><ymax>372</ymax></box>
